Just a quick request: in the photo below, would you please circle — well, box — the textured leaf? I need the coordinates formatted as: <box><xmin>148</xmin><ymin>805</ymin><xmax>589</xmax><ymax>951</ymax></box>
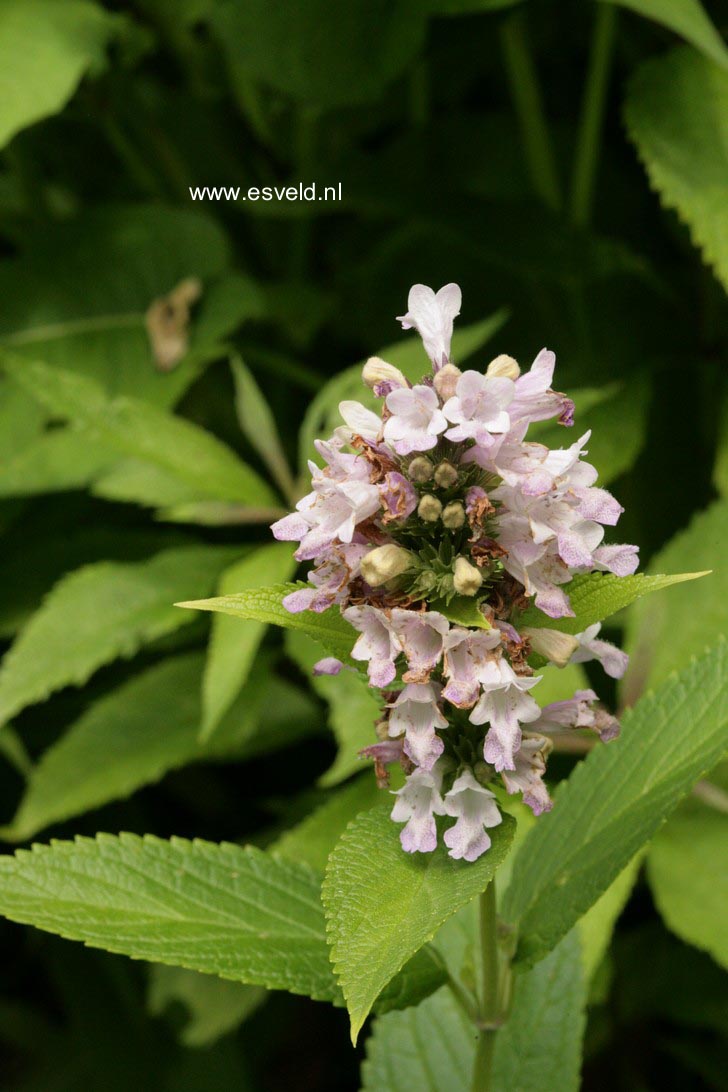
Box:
<box><xmin>577</xmin><ymin>854</ymin><xmax>642</xmax><ymax>980</ymax></box>
<box><xmin>148</xmin><ymin>965</ymin><xmax>266</xmax><ymax>1047</ymax></box>
<box><xmin>2</xmin><ymin>357</ymin><xmax>278</xmax><ymax>508</ymax></box>
<box><xmin>274</xmin><ymin>775</ymin><xmax>385</xmax><ymax>872</ymax></box>
<box><xmin>0</xmin><ymin>545</ymin><xmax>238</xmax><ymax>729</ymax></box>
<box><xmin>516</xmin><ymin>570</ymin><xmax>709</xmax><ymax>635</ymax></box>
<box><xmin>202</xmin><ymin>544</ymin><xmax>296</xmax><ymax>740</ymax></box>
<box><xmin>179</xmin><ymin>583</ymin><xmax>359</xmax><ymax>667</ymax></box>
<box><xmin>433</xmin><ymin>596</ymin><xmax>492</xmax><ymax>629</ymax></box>
<box><xmin>0</xmin><ymin>834</ymin><xmax>339</xmax><ymax>1001</ymax></box>
<box><xmin>502</xmin><ymin>640</ymin><xmax>728</xmax><ymax>966</ymax></box>
<box><xmin>625</xmin><ymin>47</ymin><xmax>728</xmax><ymax>291</ymax></box>
<box><xmin>601</xmin><ymin>0</ymin><xmax>728</xmax><ymax>70</ymax></box>
<box><xmin>0</xmin><ymin>207</ymin><xmax>254</xmax><ymax>407</ymax></box>
<box><xmin>361</xmin><ymin>930</ymin><xmax>586</xmax><ymax>1092</ymax></box>
<box><xmin>210</xmin><ymin>0</ymin><xmax>427</xmax><ymax>110</ymax></box>
<box><xmin>0</xmin><ymin>0</ymin><xmax>118</xmax><ymax>149</ymax></box>
<box><xmin>647</xmin><ymin>766</ymin><xmax>728</xmax><ymax>969</ymax></box>
<box><xmin>285</xmin><ymin>630</ymin><xmax>381</xmax><ymax>786</ymax></box>
<box><xmin>624</xmin><ymin>499</ymin><xmax>726</xmax><ymax>701</ymax></box>
<box><xmin>322</xmin><ymin>802</ymin><xmax>516</xmax><ymax>1041</ymax></box>
<box><xmin>231</xmin><ymin>355</ymin><xmax>295</xmax><ymax>502</ymax></box>
<box><xmin>1</xmin><ymin>652</ymin><xmax>267</xmax><ymax>842</ymax></box>
<box><xmin>299</xmin><ymin>313</ymin><xmax>508</xmax><ymax>466</ymax></box>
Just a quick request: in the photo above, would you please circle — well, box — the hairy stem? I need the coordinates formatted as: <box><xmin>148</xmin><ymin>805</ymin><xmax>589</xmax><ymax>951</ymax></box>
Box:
<box><xmin>499</xmin><ymin>10</ymin><xmax>561</xmax><ymax>211</ymax></box>
<box><xmin>470</xmin><ymin>881</ymin><xmax>499</xmax><ymax>1092</ymax></box>
<box><xmin>570</xmin><ymin>4</ymin><xmax>618</xmax><ymax>226</ymax></box>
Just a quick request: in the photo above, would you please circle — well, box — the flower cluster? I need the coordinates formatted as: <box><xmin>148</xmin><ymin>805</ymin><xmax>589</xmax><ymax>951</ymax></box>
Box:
<box><xmin>273</xmin><ymin>283</ymin><xmax>637</xmax><ymax>861</ymax></box>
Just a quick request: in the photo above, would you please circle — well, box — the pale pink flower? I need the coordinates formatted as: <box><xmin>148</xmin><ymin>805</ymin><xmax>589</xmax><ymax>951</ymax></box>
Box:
<box><xmin>390</xmin><ymin>609</ymin><xmax>450</xmax><ymax>683</ymax></box>
<box><xmin>443</xmin><ymin>371</ymin><xmax>513</xmax><ymax>448</ymax></box>
<box><xmin>592</xmin><ymin>543</ymin><xmax>639</xmax><ymax>576</ymax></box>
<box><xmin>508</xmin><ymin>348</ymin><xmax>574</xmax><ymax>427</ymax></box>
<box><xmin>388</xmin><ymin>682</ymin><xmax>448</xmax><ymax>770</ymax></box>
<box><xmin>469</xmin><ymin>661</ymin><xmax>541</xmax><ymax>771</ymax></box>
<box><xmin>337</xmin><ymin>400</ymin><xmax>382</xmax><ymax>442</ymax></box>
<box><xmin>272</xmin><ymin>476</ymin><xmax>381</xmax><ymax>560</ymax></box>
<box><xmin>344</xmin><ymin>605</ymin><xmax>400</xmax><ymax>687</ymax></box>
<box><xmin>442</xmin><ymin>770</ymin><xmax>502</xmax><ymax>861</ymax></box>
<box><xmin>312</xmin><ymin>657</ymin><xmax>344</xmax><ymax>676</ymax></box>
<box><xmin>397</xmin><ymin>282</ymin><xmax>462</xmax><ymax>369</ymax></box>
<box><xmin>379</xmin><ymin>472</ymin><xmax>418</xmax><ymax>523</ymax></box>
<box><xmin>501</xmin><ymin>735</ymin><xmax>553</xmax><ymax>815</ymax></box>
<box><xmin>571</xmin><ymin>623</ymin><xmax>629</xmax><ymax>679</ymax></box>
<box><xmin>531</xmin><ymin>688</ymin><xmax>620</xmax><ymax>742</ymax></box>
<box><xmin>283</xmin><ymin>544</ymin><xmax>370</xmax><ymax>613</ymax></box>
<box><xmin>391</xmin><ymin>762</ymin><xmax>446</xmax><ymax>854</ymax></box>
<box><xmin>442</xmin><ymin>627</ymin><xmax>502</xmax><ymax>707</ymax></box>
<box><xmin>383</xmin><ymin>385</ymin><xmax>448</xmax><ymax>455</ymax></box>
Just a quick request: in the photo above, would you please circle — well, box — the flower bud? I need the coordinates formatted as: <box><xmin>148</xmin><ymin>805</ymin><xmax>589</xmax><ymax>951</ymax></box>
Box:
<box><xmin>522</xmin><ymin>627</ymin><xmax>579</xmax><ymax>667</ymax></box>
<box><xmin>362</xmin><ymin>356</ymin><xmax>407</xmax><ymax>390</ymax></box>
<box><xmin>408</xmin><ymin>456</ymin><xmax>433</xmax><ymax>483</ymax></box>
<box><xmin>453</xmin><ymin>556</ymin><xmax>483</xmax><ymax>596</ymax></box>
<box><xmin>433</xmin><ymin>363</ymin><xmax>461</xmax><ymax>400</ymax></box>
<box><xmin>418</xmin><ymin>494</ymin><xmax>442</xmax><ymax>522</ymax></box>
<box><xmin>433</xmin><ymin>460</ymin><xmax>458</xmax><ymax>488</ymax></box>
<box><xmin>486</xmin><ymin>354</ymin><xmax>520</xmax><ymax>380</ymax></box>
<box><xmin>360</xmin><ymin>544</ymin><xmax>413</xmax><ymax>587</ymax></box>
<box><xmin>442</xmin><ymin>501</ymin><xmax>466</xmax><ymax>529</ymax></box>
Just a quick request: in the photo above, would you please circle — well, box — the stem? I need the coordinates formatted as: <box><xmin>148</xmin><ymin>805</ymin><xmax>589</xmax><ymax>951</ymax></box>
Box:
<box><xmin>471</xmin><ymin>881</ymin><xmax>499</xmax><ymax>1092</ymax></box>
<box><xmin>569</xmin><ymin>4</ymin><xmax>617</xmax><ymax>226</ymax></box>
<box><xmin>499</xmin><ymin>10</ymin><xmax>561</xmax><ymax>212</ymax></box>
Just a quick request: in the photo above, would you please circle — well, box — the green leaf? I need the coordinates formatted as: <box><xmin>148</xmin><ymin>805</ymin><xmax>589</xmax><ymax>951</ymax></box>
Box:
<box><xmin>210</xmin><ymin>0</ymin><xmax>427</xmax><ymax>110</ymax></box>
<box><xmin>432</xmin><ymin>595</ymin><xmax>492</xmax><ymax>629</ymax></box>
<box><xmin>179</xmin><ymin>583</ymin><xmax>359</xmax><ymax>667</ymax></box>
<box><xmin>148</xmin><ymin>964</ymin><xmax>266</xmax><ymax>1047</ymax></box>
<box><xmin>230</xmin><ymin>355</ymin><xmax>296</xmax><ymax>503</ymax></box>
<box><xmin>202</xmin><ymin>544</ymin><xmax>296</xmax><ymax>740</ymax></box>
<box><xmin>361</xmin><ymin>931</ymin><xmax>586</xmax><ymax>1092</ymax></box>
<box><xmin>625</xmin><ymin>47</ymin><xmax>728</xmax><ymax>292</ymax></box>
<box><xmin>531</xmin><ymin>376</ymin><xmax>650</xmax><ymax>486</ymax></box>
<box><xmin>322</xmin><ymin>802</ymin><xmax>516</xmax><ymax>1042</ymax></box>
<box><xmin>0</xmin><ymin>428</ymin><xmax>116</xmax><ymax>499</ymax></box>
<box><xmin>515</xmin><ymin>570</ymin><xmax>709</xmax><ymax>635</ymax></box>
<box><xmin>577</xmin><ymin>854</ymin><xmax>642</xmax><ymax>980</ymax></box>
<box><xmin>492</xmin><ymin>931</ymin><xmax>586</xmax><ymax>1092</ymax></box>
<box><xmin>624</xmin><ymin>499</ymin><xmax>726</xmax><ymax>700</ymax></box>
<box><xmin>502</xmin><ymin>640</ymin><xmax>728</xmax><ymax>967</ymax></box>
<box><xmin>285</xmin><ymin>629</ymin><xmax>381</xmax><ymax>786</ymax></box>
<box><xmin>274</xmin><ymin>776</ymin><xmax>385</xmax><ymax>872</ymax></box>
<box><xmin>600</xmin><ymin>0</ymin><xmax>728</xmax><ymax>70</ymax></box>
<box><xmin>298</xmin><ymin>312</ymin><xmax>508</xmax><ymax>467</ymax></box>
<box><xmin>0</xmin><ymin>834</ymin><xmax>339</xmax><ymax>1002</ymax></box>
<box><xmin>1</xmin><ymin>356</ymin><xmax>278</xmax><ymax>509</ymax></box>
<box><xmin>0</xmin><ymin>206</ymin><xmax>255</xmax><ymax>407</ymax></box>
<box><xmin>0</xmin><ymin>0</ymin><xmax>119</xmax><ymax>149</ymax></box>
<box><xmin>0</xmin><ymin>652</ymin><xmax>267</xmax><ymax>842</ymax></box>
<box><xmin>0</xmin><ymin>545</ymin><xmax>238</xmax><ymax>729</ymax></box>
<box><xmin>647</xmin><ymin>766</ymin><xmax>728</xmax><ymax>969</ymax></box>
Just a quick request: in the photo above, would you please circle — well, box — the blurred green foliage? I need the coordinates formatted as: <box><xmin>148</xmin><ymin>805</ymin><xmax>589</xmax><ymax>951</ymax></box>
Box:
<box><xmin>0</xmin><ymin>1</ymin><xmax>726</xmax><ymax>1089</ymax></box>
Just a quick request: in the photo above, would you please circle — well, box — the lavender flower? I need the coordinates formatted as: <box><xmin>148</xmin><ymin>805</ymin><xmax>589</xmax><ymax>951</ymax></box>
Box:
<box><xmin>272</xmin><ymin>282</ymin><xmax>637</xmax><ymax>860</ymax></box>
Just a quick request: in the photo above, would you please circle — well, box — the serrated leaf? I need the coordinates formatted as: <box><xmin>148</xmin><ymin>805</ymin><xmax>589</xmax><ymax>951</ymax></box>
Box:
<box><xmin>625</xmin><ymin>47</ymin><xmax>728</xmax><ymax>292</ymax></box>
<box><xmin>1</xmin><ymin>356</ymin><xmax>278</xmax><ymax>509</ymax></box>
<box><xmin>202</xmin><ymin>544</ymin><xmax>296</xmax><ymax>740</ymax></box>
<box><xmin>502</xmin><ymin>640</ymin><xmax>728</xmax><ymax>967</ymax></box>
<box><xmin>624</xmin><ymin>499</ymin><xmax>727</xmax><ymax>701</ymax></box>
<box><xmin>298</xmin><ymin>313</ymin><xmax>508</xmax><ymax>466</ymax></box>
<box><xmin>148</xmin><ymin>965</ymin><xmax>266</xmax><ymax>1047</ymax></box>
<box><xmin>361</xmin><ymin>930</ymin><xmax>586</xmax><ymax>1092</ymax></box>
<box><xmin>647</xmin><ymin>765</ymin><xmax>728</xmax><ymax>968</ymax></box>
<box><xmin>285</xmin><ymin>629</ymin><xmax>381</xmax><ymax>786</ymax></box>
<box><xmin>322</xmin><ymin>802</ymin><xmax>516</xmax><ymax>1042</ymax></box>
<box><xmin>230</xmin><ymin>355</ymin><xmax>295</xmax><ymax>502</ymax></box>
<box><xmin>432</xmin><ymin>595</ymin><xmax>492</xmax><ymax>629</ymax></box>
<box><xmin>0</xmin><ymin>545</ymin><xmax>238</xmax><ymax>729</ymax></box>
<box><xmin>515</xmin><ymin>570</ymin><xmax>709</xmax><ymax>635</ymax></box>
<box><xmin>0</xmin><ymin>0</ymin><xmax>119</xmax><ymax>149</ymax></box>
<box><xmin>179</xmin><ymin>583</ymin><xmax>359</xmax><ymax>667</ymax></box>
<box><xmin>1</xmin><ymin>652</ymin><xmax>267</xmax><ymax>842</ymax></box>
<box><xmin>274</xmin><ymin>775</ymin><xmax>385</xmax><ymax>872</ymax></box>
<box><xmin>601</xmin><ymin>0</ymin><xmax>728</xmax><ymax>70</ymax></box>
<box><xmin>0</xmin><ymin>834</ymin><xmax>339</xmax><ymax>1002</ymax></box>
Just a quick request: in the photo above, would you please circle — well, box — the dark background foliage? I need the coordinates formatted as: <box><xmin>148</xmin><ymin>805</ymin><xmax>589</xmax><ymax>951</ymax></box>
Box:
<box><xmin>0</xmin><ymin>1</ymin><xmax>726</xmax><ymax>1089</ymax></box>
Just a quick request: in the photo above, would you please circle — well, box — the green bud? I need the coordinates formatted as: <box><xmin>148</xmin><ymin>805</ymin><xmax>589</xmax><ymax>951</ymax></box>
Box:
<box><xmin>442</xmin><ymin>501</ymin><xmax>466</xmax><ymax>529</ymax></box>
<box><xmin>408</xmin><ymin>456</ymin><xmax>433</xmax><ymax>483</ymax></box>
<box><xmin>473</xmin><ymin>761</ymin><xmax>494</xmax><ymax>786</ymax></box>
<box><xmin>434</xmin><ymin>460</ymin><xmax>459</xmax><ymax>488</ymax></box>
<box><xmin>453</xmin><ymin>556</ymin><xmax>483</xmax><ymax>596</ymax></box>
<box><xmin>418</xmin><ymin>494</ymin><xmax>443</xmax><ymax>522</ymax></box>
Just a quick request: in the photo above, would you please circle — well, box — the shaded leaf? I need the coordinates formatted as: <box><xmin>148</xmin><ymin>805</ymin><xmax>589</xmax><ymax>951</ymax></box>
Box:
<box><xmin>274</xmin><ymin>775</ymin><xmax>385</xmax><ymax>872</ymax></box>
<box><xmin>502</xmin><ymin>640</ymin><xmax>728</xmax><ymax>966</ymax></box>
<box><xmin>231</xmin><ymin>355</ymin><xmax>295</xmax><ymax>503</ymax></box>
<box><xmin>322</xmin><ymin>802</ymin><xmax>516</xmax><ymax>1041</ymax></box>
<box><xmin>148</xmin><ymin>964</ymin><xmax>266</xmax><ymax>1047</ymax></box>
<box><xmin>602</xmin><ymin>0</ymin><xmax>728</xmax><ymax>70</ymax></box>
